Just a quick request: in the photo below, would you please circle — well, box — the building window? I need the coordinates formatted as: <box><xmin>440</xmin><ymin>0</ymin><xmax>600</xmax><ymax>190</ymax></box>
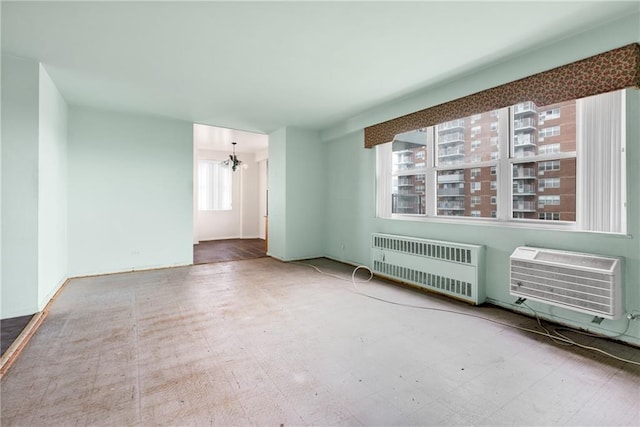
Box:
<box><xmin>539</xmin><ymin>178</ymin><xmax>560</xmax><ymax>191</ymax></box>
<box><xmin>539</xmin><ymin>212</ymin><xmax>560</xmax><ymax>221</ymax></box>
<box><xmin>198</xmin><ymin>160</ymin><xmax>232</xmax><ymax>211</ymax></box>
<box><xmin>539</xmin><ymin>195</ymin><xmax>560</xmax><ymax>207</ymax></box>
<box><xmin>378</xmin><ymin>90</ymin><xmax>626</xmax><ymax>233</ymax></box>
<box><xmin>490</xmin><ymin>136</ymin><xmax>499</xmax><ymax>146</ymax></box>
<box><xmin>471</xmin><ymin>210</ymin><xmax>481</xmax><ymax>217</ymax></box>
<box><xmin>538</xmin><ymin>143</ymin><xmax>561</xmax><ymax>155</ymax></box>
<box><xmin>539</xmin><ymin>126</ymin><xmax>560</xmax><ymax>138</ymax></box>
<box><xmin>539</xmin><ymin>108</ymin><xmax>560</xmax><ymax>121</ymax></box>
<box><xmin>490</xmin><ymin>122</ymin><xmax>499</xmax><ymax>132</ymax></box>
<box><xmin>538</xmin><ymin>160</ymin><xmax>560</xmax><ymax>173</ymax></box>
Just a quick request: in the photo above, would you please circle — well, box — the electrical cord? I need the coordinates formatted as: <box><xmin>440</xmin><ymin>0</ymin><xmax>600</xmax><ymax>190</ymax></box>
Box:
<box><xmin>293</xmin><ymin>261</ymin><xmax>640</xmax><ymax>366</ymax></box>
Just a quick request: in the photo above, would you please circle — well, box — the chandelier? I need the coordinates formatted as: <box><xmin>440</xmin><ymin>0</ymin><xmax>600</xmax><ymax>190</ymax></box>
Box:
<box><xmin>224</xmin><ymin>142</ymin><xmax>243</xmax><ymax>171</ymax></box>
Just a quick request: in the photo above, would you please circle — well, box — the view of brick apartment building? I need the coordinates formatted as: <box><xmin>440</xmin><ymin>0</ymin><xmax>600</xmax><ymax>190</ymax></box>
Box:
<box><xmin>392</xmin><ymin>100</ymin><xmax>577</xmax><ymax>221</ymax></box>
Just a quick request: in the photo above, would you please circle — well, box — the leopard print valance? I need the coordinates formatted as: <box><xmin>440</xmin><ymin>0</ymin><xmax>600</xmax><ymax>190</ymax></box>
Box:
<box><xmin>364</xmin><ymin>43</ymin><xmax>640</xmax><ymax>148</ymax></box>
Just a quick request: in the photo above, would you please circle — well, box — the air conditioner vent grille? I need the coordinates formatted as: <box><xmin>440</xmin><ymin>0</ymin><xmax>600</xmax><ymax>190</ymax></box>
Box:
<box><xmin>509</xmin><ymin>246</ymin><xmax>622</xmax><ymax>319</ymax></box>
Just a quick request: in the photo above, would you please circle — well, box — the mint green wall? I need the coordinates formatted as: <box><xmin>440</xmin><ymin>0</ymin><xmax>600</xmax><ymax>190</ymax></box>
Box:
<box><xmin>319</xmin><ymin>11</ymin><xmax>640</xmax><ymax>345</ymax></box>
<box><xmin>37</xmin><ymin>64</ymin><xmax>68</xmax><ymax>310</ymax></box>
<box><xmin>267</xmin><ymin>127</ymin><xmax>286</xmax><ymax>259</ymax></box>
<box><xmin>1</xmin><ymin>55</ymin><xmax>39</xmax><ymax>318</ymax></box>
<box><xmin>267</xmin><ymin>127</ymin><xmax>325</xmax><ymax>260</ymax></box>
<box><xmin>285</xmin><ymin>127</ymin><xmax>325</xmax><ymax>259</ymax></box>
<box><xmin>67</xmin><ymin>106</ymin><xmax>193</xmax><ymax>276</ymax></box>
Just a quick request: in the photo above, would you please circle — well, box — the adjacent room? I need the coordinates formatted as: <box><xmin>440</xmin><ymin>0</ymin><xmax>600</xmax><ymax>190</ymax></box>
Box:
<box><xmin>2</xmin><ymin>1</ymin><xmax>639</xmax><ymax>425</ymax></box>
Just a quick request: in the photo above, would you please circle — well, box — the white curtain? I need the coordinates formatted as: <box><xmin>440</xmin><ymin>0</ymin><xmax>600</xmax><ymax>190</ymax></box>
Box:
<box><xmin>198</xmin><ymin>160</ymin><xmax>232</xmax><ymax>211</ymax></box>
<box><xmin>576</xmin><ymin>90</ymin><xmax>626</xmax><ymax>233</ymax></box>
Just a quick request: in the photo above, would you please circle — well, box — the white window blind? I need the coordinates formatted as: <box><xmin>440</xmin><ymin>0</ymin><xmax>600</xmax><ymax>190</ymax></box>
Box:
<box><xmin>576</xmin><ymin>90</ymin><xmax>626</xmax><ymax>233</ymax></box>
<box><xmin>198</xmin><ymin>160</ymin><xmax>232</xmax><ymax>211</ymax></box>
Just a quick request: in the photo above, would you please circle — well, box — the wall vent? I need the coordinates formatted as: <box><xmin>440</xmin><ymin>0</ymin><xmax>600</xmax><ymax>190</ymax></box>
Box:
<box><xmin>510</xmin><ymin>247</ymin><xmax>622</xmax><ymax>319</ymax></box>
<box><xmin>371</xmin><ymin>233</ymin><xmax>485</xmax><ymax>305</ymax></box>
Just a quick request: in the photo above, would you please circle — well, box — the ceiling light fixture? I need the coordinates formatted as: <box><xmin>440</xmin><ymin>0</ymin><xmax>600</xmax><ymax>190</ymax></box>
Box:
<box><xmin>224</xmin><ymin>141</ymin><xmax>243</xmax><ymax>171</ymax></box>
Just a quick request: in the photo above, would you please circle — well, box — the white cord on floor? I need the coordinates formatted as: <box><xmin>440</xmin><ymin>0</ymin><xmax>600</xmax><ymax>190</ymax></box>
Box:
<box><xmin>293</xmin><ymin>261</ymin><xmax>640</xmax><ymax>367</ymax></box>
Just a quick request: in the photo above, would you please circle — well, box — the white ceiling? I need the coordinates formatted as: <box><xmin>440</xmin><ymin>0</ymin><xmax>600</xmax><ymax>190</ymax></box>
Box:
<box><xmin>2</xmin><ymin>1</ymin><xmax>638</xmax><ymax>136</ymax></box>
<box><xmin>194</xmin><ymin>123</ymin><xmax>268</xmax><ymax>152</ymax></box>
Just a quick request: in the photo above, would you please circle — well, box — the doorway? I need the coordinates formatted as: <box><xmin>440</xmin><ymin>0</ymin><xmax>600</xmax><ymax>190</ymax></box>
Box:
<box><xmin>192</xmin><ymin>124</ymin><xmax>268</xmax><ymax>263</ymax></box>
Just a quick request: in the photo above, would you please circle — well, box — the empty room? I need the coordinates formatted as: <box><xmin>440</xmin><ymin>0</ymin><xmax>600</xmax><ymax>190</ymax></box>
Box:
<box><xmin>1</xmin><ymin>1</ymin><xmax>639</xmax><ymax>426</ymax></box>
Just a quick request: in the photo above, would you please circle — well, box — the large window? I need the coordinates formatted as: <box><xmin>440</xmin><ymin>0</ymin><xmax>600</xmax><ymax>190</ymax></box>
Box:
<box><xmin>377</xmin><ymin>90</ymin><xmax>626</xmax><ymax>233</ymax></box>
<box><xmin>198</xmin><ymin>160</ymin><xmax>232</xmax><ymax>211</ymax></box>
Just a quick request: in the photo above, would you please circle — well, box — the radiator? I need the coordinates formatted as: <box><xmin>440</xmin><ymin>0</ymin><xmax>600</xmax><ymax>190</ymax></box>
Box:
<box><xmin>510</xmin><ymin>247</ymin><xmax>622</xmax><ymax>319</ymax></box>
<box><xmin>371</xmin><ymin>233</ymin><xmax>485</xmax><ymax>305</ymax></box>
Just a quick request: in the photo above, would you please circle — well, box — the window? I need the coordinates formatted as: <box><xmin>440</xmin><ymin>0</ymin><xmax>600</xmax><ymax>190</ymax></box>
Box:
<box><xmin>198</xmin><ymin>160</ymin><xmax>232</xmax><ymax>211</ymax></box>
<box><xmin>539</xmin><ymin>126</ymin><xmax>560</xmax><ymax>138</ymax></box>
<box><xmin>538</xmin><ymin>160</ymin><xmax>560</xmax><ymax>173</ymax></box>
<box><xmin>490</xmin><ymin>122</ymin><xmax>499</xmax><ymax>132</ymax></box>
<box><xmin>539</xmin><ymin>212</ymin><xmax>560</xmax><ymax>221</ymax></box>
<box><xmin>378</xmin><ymin>90</ymin><xmax>625</xmax><ymax>233</ymax></box>
<box><xmin>539</xmin><ymin>108</ymin><xmax>560</xmax><ymax>121</ymax></box>
<box><xmin>538</xmin><ymin>195</ymin><xmax>560</xmax><ymax>207</ymax></box>
<box><xmin>538</xmin><ymin>143</ymin><xmax>561</xmax><ymax>155</ymax></box>
<box><xmin>390</xmin><ymin>131</ymin><xmax>428</xmax><ymax>214</ymax></box>
<box><xmin>539</xmin><ymin>178</ymin><xmax>560</xmax><ymax>191</ymax></box>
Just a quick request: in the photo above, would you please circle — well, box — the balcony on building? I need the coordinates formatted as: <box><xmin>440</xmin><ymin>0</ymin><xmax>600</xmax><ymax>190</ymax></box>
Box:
<box><xmin>438</xmin><ymin>119</ymin><xmax>465</xmax><ymax>133</ymax></box>
<box><xmin>513</xmin><ymin>184</ymin><xmax>536</xmax><ymax>195</ymax></box>
<box><xmin>437</xmin><ymin>201</ymin><xmax>465</xmax><ymax>210</ymax></box>
<box><xmin>513</xmin><ymin>117</ymin><xmax>537</xmax><ymax>131</ymax></box>
<box><xmin>437</xmin><ymin>172</ymin><xmax>465</xmax><ymax>183</ymax></box>
<box><xmin>437</xmin><ymin>187</ymin><xmax>465</xmax><ymax>196</ymax></box>
<box><xmin>513</xmin><ymin>200</ymin><xmax>536</xmax><ymax>212</ymax></box>
<box><xmin>438</xmin><ymin>147</ymin><xmax>465</xmax><ymax>158</ymax></box>
<box><xmin>437</xmin><ymin>132</ymin><xmax>465</xmax><ymax>145</ymax></box>
<box><xmin>513</xmin><ymin>101</ymin><xmax>537</xmax><ymax>116</ymax></box>
<box><xmin>513</xmin><ymin>167</ymin><xmax>536</xmax><ymax>180</ymax></box>
<box><xmin>513</xmin><ymin>146</ymin><xmax>537</xmax><ymax>158</ymax></box>
<box><xmin>514</xmin><ymin>134</ymin><xmax>536</xmax><ymax>148</ymax></box>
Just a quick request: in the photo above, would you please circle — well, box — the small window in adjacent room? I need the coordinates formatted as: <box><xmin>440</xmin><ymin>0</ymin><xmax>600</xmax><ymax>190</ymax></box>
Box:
<box><xmin>198</xmin><ymin>160</ymin><xmax>232</xmax><ymax>211</ymax></box>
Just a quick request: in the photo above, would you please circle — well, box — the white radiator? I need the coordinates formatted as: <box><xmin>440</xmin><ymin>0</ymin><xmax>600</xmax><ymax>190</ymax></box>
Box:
<box><xmin>510</xmin><ymin>247</ymin><xmax>622</xmax><ymax>319</ymax></box>
<box><xmin>371</xmin><ymin>233</ymin><xmax>485</xmax><ymax>305</ymax></box>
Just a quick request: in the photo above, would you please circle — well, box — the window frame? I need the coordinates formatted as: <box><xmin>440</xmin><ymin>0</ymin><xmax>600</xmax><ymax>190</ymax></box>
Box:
<box><xmin>378</xmin><ymin>92</ymin><xmax>627</xmax><ymax>234</ymax></box>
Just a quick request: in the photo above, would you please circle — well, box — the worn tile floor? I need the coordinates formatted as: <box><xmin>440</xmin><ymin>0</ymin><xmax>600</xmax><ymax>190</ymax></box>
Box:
<box><xmin>1</xmin><ymin>257</ymin><xmax>639</xmax><ymax>426</ymax></box>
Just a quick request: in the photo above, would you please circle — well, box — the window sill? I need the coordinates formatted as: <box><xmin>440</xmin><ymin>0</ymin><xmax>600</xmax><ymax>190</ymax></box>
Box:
<box><xmin>383</xmin><ymin>214</ymin><xmax>631</xmax><ymax>238</ymax></box>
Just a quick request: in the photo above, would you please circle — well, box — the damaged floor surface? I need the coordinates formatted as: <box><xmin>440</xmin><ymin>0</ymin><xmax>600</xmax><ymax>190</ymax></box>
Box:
<box><xmin>1</xmin><ymin>258</ymin><xmax>639</xmax><ymax>426</ymax></box>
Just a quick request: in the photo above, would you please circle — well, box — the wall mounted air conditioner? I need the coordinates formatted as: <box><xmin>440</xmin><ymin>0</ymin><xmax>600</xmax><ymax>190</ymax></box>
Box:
<box><xmin>510</xmin><ymin>247</ymin><xmax>622</xmax><ymax>319</ymax></box>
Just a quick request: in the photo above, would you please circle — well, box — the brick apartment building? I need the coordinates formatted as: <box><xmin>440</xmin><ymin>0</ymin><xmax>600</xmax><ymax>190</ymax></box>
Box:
<box><xmin>392</xmin><ymin>100</ymin><xmax>577</xmax><ymax>221</ymax></box>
